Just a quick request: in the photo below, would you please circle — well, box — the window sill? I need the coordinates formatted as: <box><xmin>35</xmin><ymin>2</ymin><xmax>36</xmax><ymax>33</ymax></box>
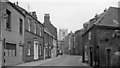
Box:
<box><xmin>27</xmin><ymin>55</ymin><xmax>31</xmax><ymax>56</ymax></box>
<box><xmin>6</xmin><ymin>28</ymin><xmax>11</xmax><ymax>32</ymax></box>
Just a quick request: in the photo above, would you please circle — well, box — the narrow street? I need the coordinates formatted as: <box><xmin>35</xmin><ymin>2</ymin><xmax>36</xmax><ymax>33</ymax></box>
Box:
<box><xmin>39</xmin><ymin>55</ymin><xmax>88</xmax><ymax>66</ymax></box>
<box><xmin>5</xmin><ymin>55</ymin><xmax>91</xmax><ymax>68</ymax></box>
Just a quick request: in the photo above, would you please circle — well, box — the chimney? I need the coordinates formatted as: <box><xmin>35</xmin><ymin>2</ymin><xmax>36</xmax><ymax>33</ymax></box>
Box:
<box><xmin>13</xmin><ymin>2</ymin><xmax>15</xmax><ymax>5</ymax></box>
<box><xmin>104</xmin><ymin>8</ymin><xmax>107</xmax><ymax>12</ymax></box>
<box><xmin>16</xmin><ymin>1</ymin><xmax>18</xmax><ymax>6</ymax></box>
<box><xmin>31</xmin><ymin>11</ymin><xmax>37</xmax><ymax>19</ymax></box>
<box><xmin>44</xmin><ymin>14</ymin><xmax>50</xmax><ymax>22</ymax></box>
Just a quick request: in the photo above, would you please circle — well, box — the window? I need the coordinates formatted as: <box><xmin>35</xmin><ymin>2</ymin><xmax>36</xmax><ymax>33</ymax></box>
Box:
<box><xmin>6</xmin><ymin>9</ymin><xmax>11</xmax><ymax>29</ymax></box>
<box><xmin>39</xmin><ymin>26</ymin><xmax>42</xmax><ymax>36</ymax></box>
<box><xmin>28</xmin><ymin>43</ymin><xmax>31</xmax><ymax>55</ymax></box>
<box><xmin>34</xmin><ymin>22</ymin><xmax>37</xmax><ymax>34</ymax></box>
<box><xmin>88</xmin><ymin>31</ymin><xmax>91</xmax><ymax>40</ymax></box>
<box><xmin>19</xmin><ymin>18</ymin><xmax>23</xmax><ymax>34</ymax></box>
<box><xmin>28</xmin><ymin>18</ymin><xmax>31</xmax><ymax>31</ymax></box>
<box><xmin>40</xmin><ymin>45</ymin><xmax>42</xmax><ymax>55</ymax></box>
<box><xmin>5</xmin><ymin>43</ymin><xmax>16</xmax><ymax>56</ymax></box>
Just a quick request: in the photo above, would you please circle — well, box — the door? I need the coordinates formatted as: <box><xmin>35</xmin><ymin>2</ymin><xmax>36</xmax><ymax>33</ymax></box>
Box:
<box><xmin>34</xmin><ymin>41</ymin><xmax>38</xmax><ymax>60</ymax></box>
<box><xmin>44</xmin><ymin>47</ymin><xmax>46</xmax><ymax>59</ymax></box>
<box><xmin>19</xmin><ymin>45</ymin><xmax>23</xmax><ymax>63</ymax></box>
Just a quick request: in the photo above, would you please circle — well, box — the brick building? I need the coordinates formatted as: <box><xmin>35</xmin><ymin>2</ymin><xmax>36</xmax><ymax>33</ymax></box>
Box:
<box><xmin>24</xmin><ymin>11</ymin><xmax>44</xmax><ymax>62</ymax></box>
<box><xmin>0</xmin><ymin>2</ymin><xmax>25</xmax><ymax>66</ymax></box>
<box><xmin>15</xmin><ymin>4</ymin><xmax>44</xmax><ymax>62</ymax></box>
<box><xmin>82</xmin><ymin>7</ymin><xmax>120</xmax><ymax>66</ymax></box>
<box><xmin>43</xmin><ymin>14</ymin><xmax>57</xmax><ymax>58</ymax></box>
<box><xmin>74</xmin><ymin>28</ymin><xmax>84</xmax><ymax>55</ymax></box>
<box><xmin>44</xmin><ymin>28</ymin><xmax>52</xmax><ymax>58</ymax></box>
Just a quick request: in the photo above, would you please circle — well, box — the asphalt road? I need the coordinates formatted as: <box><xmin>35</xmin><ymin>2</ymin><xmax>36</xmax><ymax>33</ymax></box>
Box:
<box><xmin>40</xmin><ymin>55</ymin><xmax>88</xmax><ymax>66</ymax></box>
<box><xmin>5</xmin><ymin>55</ymin><xmax>91</xmax><ymax>68</ymax></box>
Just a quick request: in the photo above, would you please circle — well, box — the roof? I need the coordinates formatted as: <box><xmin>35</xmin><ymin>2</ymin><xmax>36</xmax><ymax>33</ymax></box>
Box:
<box><xmin>14</xmin><ymin>3</ymin><xmax>44</xmax><ymax>26</ymax></box>
<box><xmin>7</xmin><ymin>2</ymin><xmax>25</xmax><ymax>17</ymax></box>
<box><xmin>82</xmin><ymin>7</ymin><xmax>119</xmax><ymax>37</ymax></box>
<box><xmin>95</xmin><ymin>7</ymin><xmax>119</xmax><ymax>27</ymax></box>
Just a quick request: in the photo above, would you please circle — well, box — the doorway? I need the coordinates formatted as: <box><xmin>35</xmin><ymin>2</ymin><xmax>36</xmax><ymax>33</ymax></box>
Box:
<box><xmin>19</xmin><ymin>45</ymin><xmax>23</xmax><ymax>63</ymax></box>
<box><xmin>34</xmin><ymin>40</ymin><xmax>38</xmax><ymax>60</ymax></box>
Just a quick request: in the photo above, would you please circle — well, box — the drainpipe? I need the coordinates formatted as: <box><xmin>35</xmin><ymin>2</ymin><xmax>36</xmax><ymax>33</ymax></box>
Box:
<box><xmin>82</xmin><ymin>36</ymin><xmax>85</xmax><ymax>63</ymax></box>
<box><xmin>90</xmin><ymin>47</ymin><xmax>93</xmax><ymax>66</ymax></box>
<box><xmin>106</xmin><ymin>48</ymin><xmax>111</xmax><ymax>68</ymax></box>
<box><xmin>43</xmin><ymin>28</ymin><xmax>45</xmax><ymax>60</ymax></box>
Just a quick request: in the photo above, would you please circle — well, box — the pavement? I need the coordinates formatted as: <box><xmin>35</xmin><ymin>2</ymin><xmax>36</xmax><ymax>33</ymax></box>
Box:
<box><xmin>15</xmin><ymin>55</ymin><xmax>61</xmax><ymax>66</ymax></box>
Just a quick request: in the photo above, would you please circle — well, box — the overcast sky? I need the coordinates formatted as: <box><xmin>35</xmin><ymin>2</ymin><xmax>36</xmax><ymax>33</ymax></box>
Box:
<box><xmin>9</xmin><ymin>0</ymin><xmax>119</xmax><ymax>33</ymax></box>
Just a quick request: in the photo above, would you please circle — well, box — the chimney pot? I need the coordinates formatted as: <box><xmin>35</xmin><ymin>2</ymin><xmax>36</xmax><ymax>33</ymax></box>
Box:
<box><xmin>31</xmin><ymin>11</ymin><xmax>37</xmax><ymax>19</ymax></box>
<box><xmin>16</xmin><ymin>1</ymin><xmax>18</xmax><ymax>6</ymax></box>
<box><xmin>44</xmin><ymin>14</ymin><xmax>50</xmax><ymax>22</ymax></box>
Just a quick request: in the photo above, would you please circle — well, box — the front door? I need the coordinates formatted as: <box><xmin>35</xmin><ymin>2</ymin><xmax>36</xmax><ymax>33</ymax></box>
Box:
<box><xmin>44</xmin><ymin>47</ymin><xmax>46</xmax><ymax>59</ymax></box>
<box><xmin>19</xmin><ymin>45</ymin><xmax>23</xmax><ymax>63</ymax></box>
<box><xmin>34</xmin><ymin>41</ymin><xmax>38</xmax><ymax>60</ymax></box>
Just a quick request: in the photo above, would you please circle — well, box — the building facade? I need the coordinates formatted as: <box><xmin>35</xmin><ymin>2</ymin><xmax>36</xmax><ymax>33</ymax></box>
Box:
<box><xmin>74</xmin><ymin>28</ymin><xmax>84</xmax><ymax>55</ymax></box>
<box><xmin>63</xmin><ymin>32</ymin><xmax>74</xmax><ymax>55</ymax></box>
<box><xmin>43</xmin><ymin>14</ymin><xmax>57</xmax><ymax>58</ymax></box>
<box><xmin>44</xmin><ymin>28</ymin><xmax>53</xmax><ymax>59</ymax></box>
<box><xmin>0</xmin><ymin>1</ymin><xmax>58</xmax><ymax>67</ymax></box>
<box><xmin>0</xmin><ymin>2</ymin><xmax>25</xmax><ymax>66</ymax></box>
<box><xmin>15</xmin><ymin>4</ymin><xmax>44</xmax><ymax>62</ymax></box>
<box><xmin>82</xmin><ymin>7</ymin><xmax>120</xmax><ymax>66</ymax></box>
<box><xmin>24</xmin><ymin>11</ymin><xmax>44</xmax><ymax>62</ymax></box>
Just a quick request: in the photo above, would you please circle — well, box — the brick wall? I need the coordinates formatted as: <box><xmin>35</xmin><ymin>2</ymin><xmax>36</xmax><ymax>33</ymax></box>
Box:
<box><xmin>96</xmin><ymin>29</ymin><xmax>120</xmax><ymax>66</ymax></box>
<box><xmin>24</xmin><ymin>12</ymin><xmax>44</xmax><ymax>62</ymax></box>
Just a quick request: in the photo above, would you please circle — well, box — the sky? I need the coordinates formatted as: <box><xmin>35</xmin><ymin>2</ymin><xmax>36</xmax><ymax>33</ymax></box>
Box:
<box><xmin>9</xmin><ymin>0</ymin><xmax>119</xmax><ymax>33</ymax></box>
